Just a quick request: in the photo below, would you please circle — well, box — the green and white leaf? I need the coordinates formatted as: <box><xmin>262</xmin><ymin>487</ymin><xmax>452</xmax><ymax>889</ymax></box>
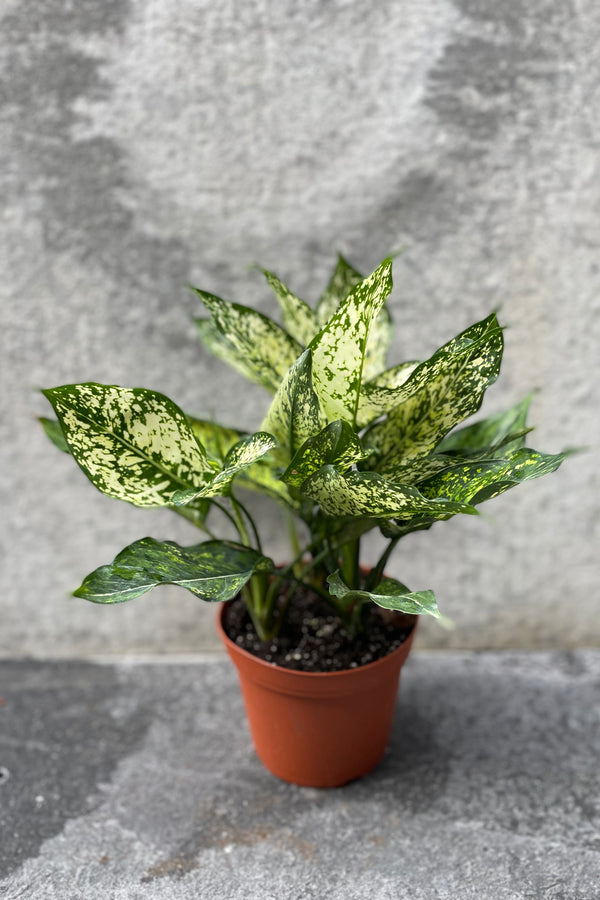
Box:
<box><xmin>262</xmin><ymin>269</ymin><xmax>318</xmax><ymax>346</ymax></box>
<box><xmin>74</xmin><ymin>537</ymin><xmax>273</xmax><ymax>604</ymax></box>
<box><xmin>260</xmin><ymin>349</ymin><xmax>324</xmax><ymax>458</ymax></box>
<box><xmin>309</xmin><ymin>258</ymin><xmax>393</xmax><ymax>424</ymax></box>
<box><xmin>185</xmin><ymin>414</ymin><xmax>298</xmax><ymax>508</ymax></box>
<box><xmin>437</xmin><ymin>395</ymin><xmax>534</xmax><ymax>457</ymax></box>
<box><xmin>420</xmin><ymin>447</ymin><xmax>570</xmax><ymax>505</ymax></box>
<box><xmin>316</xmin><ymin>254</ymin><xmax>393</xmax><ymax>381</ymax></box>
<box><xmin>367</xmin><ymin>313</ymin><xmax>504</xmax><ymax>469</ymax></box>
<box><xmin>193</xmin><ymin>289</ymin><xmax>303</xmax><ymax>392</ymax></box>
<box><xmin>300</xmin><ymin>465</ymin><xmax>478</xmax><ymax>519</ymax></box>
<box><xmin>283</xmin><ymin>419</ymin><xmax>369</xmax><ymax>487</ymax></box>
<box><xmin>43</xmin><ymin>384</ymin><xmax>215</xmax><ymax>508</ymax></box>
<box><xmin>172</xmin><ymin>431</ymin><xmax>278</xmax><ymax>504</ymax></box>
<box><xmin>362</xmin><ymin>306</ymin><xmax>393</xmax><ymax>381</ymax></box>
<box><xmin>356</xmin><ymin>361</ymin><xmax>421</xmax><ymax>429</ymax></box>
<box><xmin>328</xmin><ymin>571</ymin><xmax>439</xmax><ymax>618</ymax></box>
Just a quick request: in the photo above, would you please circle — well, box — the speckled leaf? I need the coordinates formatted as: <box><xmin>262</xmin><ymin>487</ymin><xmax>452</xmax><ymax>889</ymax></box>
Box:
<box><xmin>316</xmin><ymin>255</ymin><xmax>393</xmax><ymax>381</ymax></box>
<box><xmin>74</xmin><ymin>537</ymin><xmax>273</xmax><ymax>604</ymax></box>
<box><xmin>300</xmin><ymin>465</ymin><xmax>478</xmax><ymax>519</ymax></box>
<box><xmin>315</xmin><ymin>254</ymin><xmax>364</xmax><ymax>323</ymax></box>
<box><xmin>39</xmin><ymin>417</ymin><xmax>69</xmax><ymax>452</ymax></box>
<box><xmin>367</xmin><ymin>313</ymin><xmax>504</xmax><ymax>470</ymax></box>
<box><xmin>193</xmin><ymin>289</ymin><xmax>303</xmax><ymax>391</ymax></box>
<box><xmin>172</xmin><ymin>431</ymin><xmax>278</xmax><ymax>504</ymax></box>
<box><xmin>260</xmin><ymin>350</ymin><xmax>324</xmax><ymax>457</ymax></box>
<box><xmin>362</xmin><ymin>306</ymin><xmax>393</xmax><ymax>381</ymax></box>
<box><xmin>185</xmin><ymin>414</ymin><xmax>297</xmax><ymax>507</ymax></box>
<box><xmin>283</xmin><ymin>420</ymin><xmax>368</xmax><ymax>487</ymax></box>
<box><xmin>328</xmin><ymin>571</ymin><xmax>439</xmax><ymax>618</ymax></box>
<box><xmin>437</xmin><ymin>395</ymin><xmax>533</xmax><ymax>456</ymax></box>
<box><xmin>309</xmin><ymin>258</ymin><xmax>393</xmax><ymax>424</ymax></box>
<box><xmin>43</xmin><ymin>384</ymin><xmax>215</xmax><ymax>508</ymax></box>
<box><xmin>356</xmin><ymin>361</ymin><xmax>421</xmax><ymax>429</ymax></box>
<box><xmin>420</xmin><ymin>447</ymin><xmax>569</xmax><ymax>505</ymax></box>
<box><xmin>262</xmin><ymin>270</ymin><xmax>318</xmax><ymax>346</ymax></box>
<box><xmin>377</xmin><ymin>428</ymin><xmax>534</xmax><ymax>486</ymax></box>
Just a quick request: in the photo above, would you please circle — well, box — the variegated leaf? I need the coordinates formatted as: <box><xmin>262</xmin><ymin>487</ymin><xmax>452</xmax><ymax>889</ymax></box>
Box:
<box><xmin>377</xmin><ymin>428</ymin><xmax>535</xmax><ymax>485</ymax></box>
<box><xmin>172</xmin><ymin>431</ymin><xmax>278</xmax><ymax>504</ymax></box>
<box><xmin>315</xmin><ymin>254</ymin><xmax>365</xmax><ymax>323</ymax></box>
<box><xmin>356</xmin><ymin>361</ymin><xmax>421</xmax><ymax>429</ymax></box>
<box><xmin>362</xmin><ymin>306</ymin><xmax>393</xmax><ymax>381</ymax></box>
<box><xmin>419</xmin><ymin>447</ymin><xmax>569</xmax><ymax>505</ymax></box>
<box><xmin>74</xmin><ymin>537</ymin><xmax>273</xmax><ymax>604</ymax></box>
<box><xmin>283</xmin><ymin>419</ymin><xmax>368</xmax><ymax>487</ymax></box>
<box><xmin>43</xmin><ymin>384</ymin><xmax>215</xmax><ymax>508</ymax></box>
<box><xmin>260</xmin><ymin>350</ymin><xmax>324</xmax><ymax>458</ymax></box>
<box><xmin>437</xmin><ymin>395</ymin><xmax>533</xmax><ymax>456</ymax></box>
<box><xmin>39</xmin><ymin>417</ymin><xmax>69</xmax><ymax>453</ymax></box>
<box><xmin>300</xmin><ymin>465</ymin><xmax>478</xmax><ymax>519</ymax></box>
<box><xmin>367</xmin><ymin>313</ymin><xmax>504</xmax><ymax>469</ymax></box>
<box><xmin>185</xmin><ymin>414</ymin><xmax>298</xmax><ymax>508</ymax></box>
<box><xmin>328</xmin><ymin>571</ymin><xmax>439</xmax><ymax>618</ymax></box>
<box><xmin>309</xmin><ymin>258</ymin><xmax>393</xmax><ymax>424</ymax></box>
<box><xmin>193</xmin><ymin>289</ymin><xmax>303</xmax><ymax>392</ymax></box>
<box><xmin>316</xmin><ymin>254</ymin><xmax>392</xmax><ymax>381</ymax></box>
<box><xmin>262</xmin><ymin>269</ymin><xmax>318</xmax><ymax>346</ymax></box>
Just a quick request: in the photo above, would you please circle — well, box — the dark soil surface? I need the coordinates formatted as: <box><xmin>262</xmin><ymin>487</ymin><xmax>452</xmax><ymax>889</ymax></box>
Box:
<box><xmin>223</xmin><ymin>589</ymin><xmax>415</xmax><ymax>673</ymax></box>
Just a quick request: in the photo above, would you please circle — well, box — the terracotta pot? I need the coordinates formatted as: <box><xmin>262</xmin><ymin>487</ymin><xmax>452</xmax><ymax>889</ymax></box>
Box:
<box><xmin>216</xmin><ymin>603</ymin><xmax>417</xmax><ymax>788</ymax></box>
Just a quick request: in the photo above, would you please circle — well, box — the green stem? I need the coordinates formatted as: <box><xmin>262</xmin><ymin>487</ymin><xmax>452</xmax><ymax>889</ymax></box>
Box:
<box><xmin>232</xmin><ymin>494</ymin><xmax>262</xmax><ymax>553</ymax></box>
<box><xmin>365</xmin><ymin>536</ymin><xmax>401</xmax><ymax>591</ymax></box>
<box><xmin>340</xmin><ymin>538</ymin><xmax>360</xmax><ymax>590</ymax></box>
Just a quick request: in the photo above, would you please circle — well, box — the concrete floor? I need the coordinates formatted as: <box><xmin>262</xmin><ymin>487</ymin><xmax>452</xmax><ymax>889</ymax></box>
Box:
<box><xmin>1</xmin><ymin>650</ymin><xmax>599</xmax><ymax>898</ymax></box>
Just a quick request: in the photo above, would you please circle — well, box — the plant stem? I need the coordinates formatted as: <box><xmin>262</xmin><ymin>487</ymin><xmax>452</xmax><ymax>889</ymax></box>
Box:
<box><xmin>231</xmin><ymin>494</ymin><xmax>262</xmax><ymax>553</ymax></box>
<box><xmin>365</xmin><ymin>537</ymin><xmax>401</xmax><ymax>591</ymax></box>
<box><xmin>340</xmin><ymin>538</ymin><xmax>360</xmax><ymax>590</ymax></box>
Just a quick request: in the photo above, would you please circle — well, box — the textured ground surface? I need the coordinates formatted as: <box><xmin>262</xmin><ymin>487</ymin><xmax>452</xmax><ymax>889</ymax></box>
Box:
<box><xmin>2</xmin><ymin>0</ymin><xmax>599</xmax><ymax>655</ymax></box>
<box><xmin>1</xmin><ymin>651</ymin><xmax>599</xmax><ymax>899</ymax></box>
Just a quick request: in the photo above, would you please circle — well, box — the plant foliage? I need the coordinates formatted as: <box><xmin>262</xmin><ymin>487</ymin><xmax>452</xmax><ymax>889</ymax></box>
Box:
<box><xmin>42</xmin><ymin>255</ymin><xmax>568</xmax><ymax>640</ymax></box>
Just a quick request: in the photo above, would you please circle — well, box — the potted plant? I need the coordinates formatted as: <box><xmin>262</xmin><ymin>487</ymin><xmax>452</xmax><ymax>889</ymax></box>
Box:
<box><xmin>41</xmin><ymin>255</ymin><xmax>568</xmax><ymax>787</ymax></box>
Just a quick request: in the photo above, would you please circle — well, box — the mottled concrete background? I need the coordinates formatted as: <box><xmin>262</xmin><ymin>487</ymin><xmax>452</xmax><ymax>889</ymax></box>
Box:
<box><xmin>2</xmin><ymin>0</ymin><xmax>598</xmax><ymax>654</ymax></box>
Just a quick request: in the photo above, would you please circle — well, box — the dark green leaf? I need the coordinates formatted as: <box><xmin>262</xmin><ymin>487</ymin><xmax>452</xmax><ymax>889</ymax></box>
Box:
<box><xmin>437</xmin><ymin>395</ymin><xmax>534</xmax><ymax>456</ymax></box>
<box><xmin>420</xmin><ymin>447</ymin><xmax>570</xmax><ymax>505</ymax></box>
<box><xmin>327</xmin><ymin>571</ymin><xmax>439</xmax><ymax>617</ymax></box>
<box><xmin>74</xmin><ymin>538</ymin><xmax>273</xmax><ymax>604</ymax></box>
<box><xmin>39</xmin><ymin>417</ymin><xmax>69</xmax><ymax>453</ymax></box>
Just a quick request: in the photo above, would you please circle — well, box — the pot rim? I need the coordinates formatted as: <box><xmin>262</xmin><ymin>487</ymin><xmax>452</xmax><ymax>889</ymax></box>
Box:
<box><xmin>216</xmin><ymin>598</ymin><xmax>417</xmax><ymax>682</ymax></box>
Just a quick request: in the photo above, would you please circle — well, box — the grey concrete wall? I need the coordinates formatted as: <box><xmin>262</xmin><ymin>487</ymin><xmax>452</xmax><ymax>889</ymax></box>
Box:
<box><xmin>2</xmin><ymin>0</ymin><xmax>598</xmax><ymax>655</ymax></box>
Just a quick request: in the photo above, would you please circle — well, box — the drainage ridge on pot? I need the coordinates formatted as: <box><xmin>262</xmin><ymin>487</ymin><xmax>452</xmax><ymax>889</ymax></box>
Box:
<box><xmin>217</xmin><ymin>601</ymin><xmax>418</xmax><ymax>788</ymax></box>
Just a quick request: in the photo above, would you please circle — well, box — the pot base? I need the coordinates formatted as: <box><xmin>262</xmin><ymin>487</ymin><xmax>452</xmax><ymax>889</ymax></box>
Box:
<box><xmin>217</xmin><ymin>602</ymin><xmax>417</xmax><ymax>787</ymax></box>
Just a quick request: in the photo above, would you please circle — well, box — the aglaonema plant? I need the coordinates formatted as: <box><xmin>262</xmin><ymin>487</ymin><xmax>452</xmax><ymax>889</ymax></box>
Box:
<box><xmin>41</xmin><ymin>255</ymin><xmax>568</xmax><ymax>643</ymax></box>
